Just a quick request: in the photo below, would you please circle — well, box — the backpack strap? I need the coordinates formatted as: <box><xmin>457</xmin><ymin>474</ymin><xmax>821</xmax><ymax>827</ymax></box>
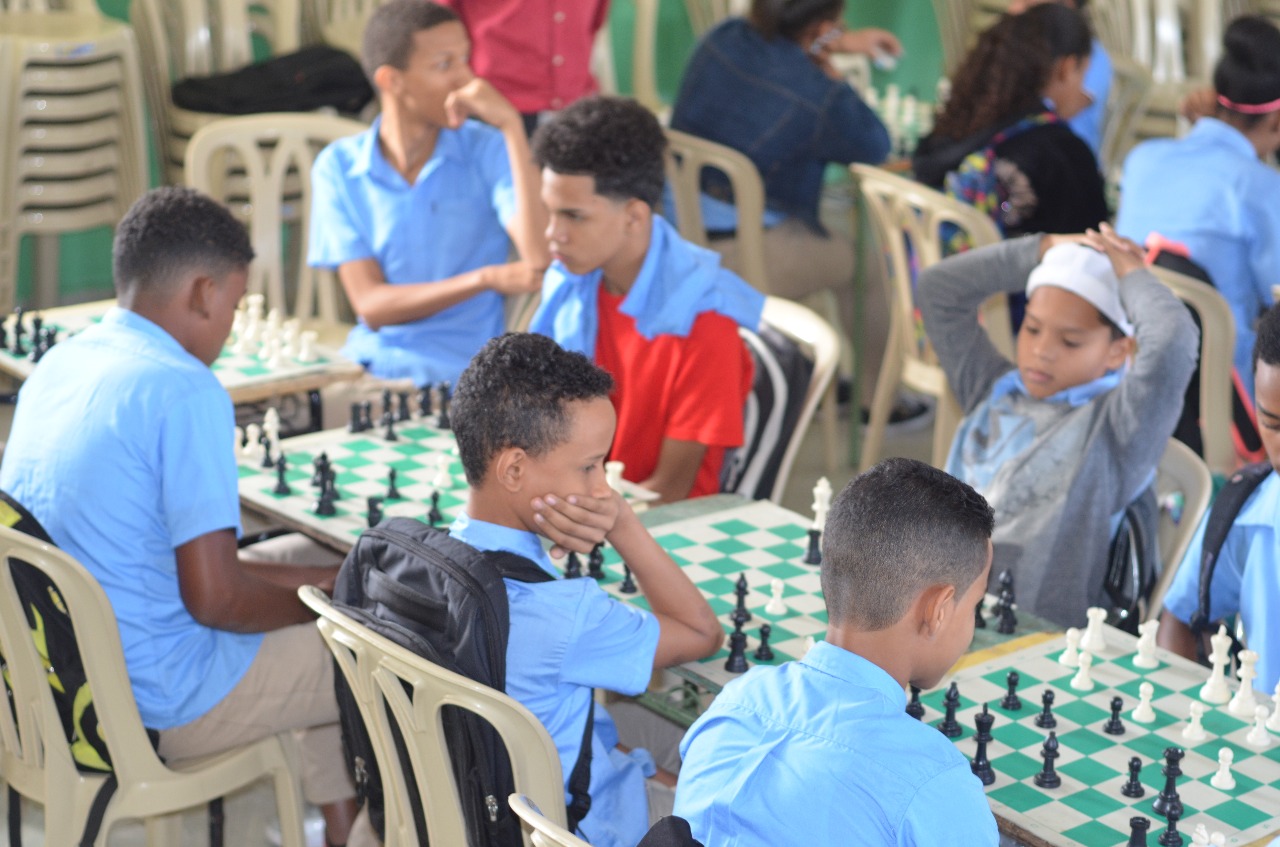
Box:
<box><xmin>0</xmin><ymin>490</ymin><xmax>54</xmax><ymax>544</ymax></box>
<box><xmin>1189</xmin><ymin>462</ymin><xmax>1272</xmax><ymax>659</ymax></box>
<box><xmin>989</xmin><ymin>111</ymin><xmax>1058</xmax><ymax>146</ymax></box>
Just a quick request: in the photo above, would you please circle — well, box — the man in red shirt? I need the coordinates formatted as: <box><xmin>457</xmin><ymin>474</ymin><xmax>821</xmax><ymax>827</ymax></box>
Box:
<box><xmin>528</xmin><ymin>96</ymin><xmax>764</xmax><ymax>502</ymax></box>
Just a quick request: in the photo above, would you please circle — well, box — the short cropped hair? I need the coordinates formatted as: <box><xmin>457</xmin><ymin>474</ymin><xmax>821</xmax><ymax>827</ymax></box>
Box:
<box><xmin>1214</xmin><ymin>15</ymin><xmax>1280</xmax><ymax>130</ymax></box>
<box><xmin>748</xmin><ymin>0</ymin><xmax>844</xmax><ymax>41</ymax></box>
<box><xmin>452</xmin><ymin>333</ymin><xmax>615</xmax><ymax>485</ymax></box>
<box><xmin>1254</xmin><ymin>303</ymin><xmax>1280</xmax><ymax>371</ymax></box>
<box><xmin>361</xmin><ymin>0</ymin><xmax>459</xmax><ymax>87</ymax></box>
<box><xmin>532</xmin><ymin>96</ymin><xmax>667</xmax><ymax>208</ymax></box>
<box><xmin>821</xmin><ymin>458</ymin><xmax>995</xmax><ymax>631</ymax></box>
<box><xmin>112</xmin><ymin>186</ymin><xmax>253</xmax><ymax>300</ymax></box>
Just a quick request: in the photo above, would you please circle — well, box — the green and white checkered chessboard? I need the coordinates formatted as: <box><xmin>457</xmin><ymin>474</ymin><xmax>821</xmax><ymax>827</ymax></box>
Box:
<box><xmin>921</xmin><ymin>629</ymin><xmax>1280</xmax><ymax>847</ymax></box>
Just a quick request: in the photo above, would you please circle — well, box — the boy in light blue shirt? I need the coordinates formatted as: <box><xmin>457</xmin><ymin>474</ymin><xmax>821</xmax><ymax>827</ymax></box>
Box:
<box><xmin>674</xmin><ymin>458</ymin><xmax>999</xmax><ymax>847</ymax></box>
<box><xmin>448</xmin><ymin>332</ymin><xmax>724</xmax><ymax>847</ymax></box>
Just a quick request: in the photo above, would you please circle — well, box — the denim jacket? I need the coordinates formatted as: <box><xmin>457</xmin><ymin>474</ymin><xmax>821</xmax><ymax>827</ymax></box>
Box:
<box><xmin>670</xmin><ymin>17</ymin><xmax>889</xmax><ymax>231</ymax></box>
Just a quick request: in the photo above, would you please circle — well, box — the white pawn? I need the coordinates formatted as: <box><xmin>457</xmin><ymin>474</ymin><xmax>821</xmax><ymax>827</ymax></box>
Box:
<box><xmin>1268</xmin><ymin>680</ymin><xmax>1280</xmax><ymax>732</ymax></box>
<box><xmin>281</xmin><ymin>320</ymin><xmax>299</xmax><ymax>358</ymax></box>
<box><xmin>1181</xmin><ymin>701</ymin><xmax>1208</xmax><ymax>742</ymax></box>
<box><xmin>1245</xmin><ymin>704</ymin><xmax>1273</xmax><ymax>748</ymax></box>
<box><xmin>231</xmin><ymin>309</ymin><xmax>245</xmax><ymax>343</ymax></box>
<box><xmin>1080</xmin><ymin>606</ymin><xmax>1108</xmax><ymax>654</ymax></box>
<box><xmin>1199</xmin><ymin>624</ymin><xmax>1233</xmax><ymax>705</ymax></box>
<box><xmin>1070</xmin><ymin>651</ymin><xmax>1095</xmax><ymax>691</ymax></box>
<box><xmin>1228</xmin><ymin>649</ymin><xmax>1260</xmax><ymax>717</ymax></box>
<box><xmin>1208</xmin><ymin>834</ymin><xmax>1225</xmax><ymax>847</ymax></box>
<box><xmin>265</xmin><ymin>307</ymin><xmax>281</xmax><ymax>335</ymax></box>
<box><xmin>265</xmin><ymin>337</ymin><xmax>284</xmax><ymax>369</ymax></box>
<box><xmin>1209</xmin><ymin>747</ymin><xmax>1236</xmax><ymax>790</ymax></box>
<box><xmin>297</xmin><ymin>330</ymin><xmax>317</xmax><ymax>363</ymax></box>
<box><xmin>243</xmin><ymin>423</ymin><xmax>262</xmax><ymax>459</ymax></box>
<box><xmin>1131</xmin><ymin>681</ymin><xmax>1156</xmax><ymax>723</ymax></box>
<box><xmin>431</xmin><ymin>453</ymin><xmax>451</xmax><ymax>489</ymax></box>
<box><xmin>811</xmin><ymin>477</ymin><xmax>832</xmax><ymax>529</ymax></box>
<box><xmin>232</xmin><ymin>326</ymin><xmax>257</xmax><ymax>356</ymax></box>
<box><xmin>764</xmin><ymin>578</ymin><xmax>787</xmax><ymax>616</ymax></box>
<box><xmin>1059</xmin><ymin>627</ymin><xmax>1082</xmax><ymax>667</ymax></box>
<box><xmin>1192</xmin><ymin>824</ymin><xmax>1211</xmax><ymax>847</ymax></box>
<box><xmin>1133</xmin><ymin>619</ymin><xmax>1160</xmax><ymax>669</ymax></box>
<box><xmin>263</xmin><ymin>407</ymin><xmax>281</xmax><ymax>445</ymax></box>
<box><xmin>605</xmin><ymin>460</ymin><xmax>625</xmax><ymax>491</ymax></box>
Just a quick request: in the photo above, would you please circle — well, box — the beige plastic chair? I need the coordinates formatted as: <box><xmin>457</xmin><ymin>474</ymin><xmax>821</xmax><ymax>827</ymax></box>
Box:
<box><xmin>509</xmin><ymin>794</ymin><xmax>594</xmax><ymax>847</ymax></box>
<box><xmin>0</xmin><ymin>0</ymin><xmax>99</xmax><ymax>11</ymax></box>
<box><xmin>1099</xmin><ymin>54</ymin><xmax>1153</xmax><ymax>178</ymax></box>
<box><xmin>184</xmin><ymin>113</ymin><xmax>366</xmax><ymax>341</ymax></box>
<box><xmin>0</xmin><ymin>522</ymin><xmax>307</xmax><ymax>846</ymax></box>
<box><xmin>682</xmin><ymin>0</ymin><xmax>746</xmax><ymax>37</ymax></box>
<box><xmin>851</xmin><ymin>163</ymin><xmax>1011</xmax><ymax>472</ymax></box>
<box><xmin>299</xmin><ymin>585</ymin><xmax>567</xmax><ymax>847</ymax></box>
<box><xmin>1145</xmin><ymin>437</ymin><xmax>1212</xmax><ymax>621</ymax></box>
<box><xmin>1150</xmin><ymin>265</ymin><xmax>1236</xmax><ymax>478</ymax></box>
<box><xmin>632</xmin><ymin>0</ymin><xmax>664</xmax><ymax>117</ymax></box>
<box><xmin>302</xmin><ymin>0</ymin><xmax>386</xmax><ymax>56</ymax></box>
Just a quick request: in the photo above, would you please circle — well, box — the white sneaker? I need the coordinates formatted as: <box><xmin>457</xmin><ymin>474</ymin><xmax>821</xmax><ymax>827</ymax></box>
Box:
<box><xmin>266</xmin><ymin>808</ymin><xmax>327</xmax><ymax>847</ymax></box>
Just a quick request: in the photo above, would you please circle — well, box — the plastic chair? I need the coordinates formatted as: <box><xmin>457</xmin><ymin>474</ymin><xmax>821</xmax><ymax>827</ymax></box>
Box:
<box><xmin>509</xmin><ymin>794</ymin><xmax>594</xmax><ymax>847</ymax></box>
<box><xmin>682</xmin><ymin>0</ymin><xmax>746</xmax><ymax>37</ymax></box>
<box><xmin>301</xmin><ymin>0</ymin><xmax>386</xmax><ymax>56</ymax></box>
<box><xmin>1145</xmin><ymin>437</ymin><xmax>1212</xmax><ymax>621</ymax></box>
<box><xmin>1149</xmin><ymin>264</ymin><xmax>1235</xmax><ymax>478</ymax></box>
<box><xmin>184</xmin><ymin>113</ymin><xmax>364</xmax><ymax>343</ymax></box>
<box><xmin>298</xmin><ymin>585</ymin><xmax>567</xmax><ymax>847</ymax></box>
<box><xmin>0</xmin><ymin>0</ymin><xmax>99</xmax><ymax>11</ymax></box>
<box><xmin>851</xmin><ymin>163</ymin><xmax>1011</xmax><ymax>472</ymax></box>
<box><xmin>1099</xmin><ymin>54</ymin><xmax>1153</xmax><ymax>178</ymax></box>
<box><xmin>0</xmin><ymin>521</ymin><xmax>307</xmax><ymax>846</ymax></box>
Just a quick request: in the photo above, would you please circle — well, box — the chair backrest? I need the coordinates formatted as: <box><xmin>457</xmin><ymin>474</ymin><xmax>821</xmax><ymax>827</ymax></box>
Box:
<box><xmin>509</xmin><ymin>794</ymin><xmax>594</xmax><ymax>847</ymax></box>
<box><xmin>184</xmin><ymin>113</ymin><xmax>366</xmax><ymax>323</ymax></box>
<box><xmin>302</xmin><ymin>0</ymin><xmax>386</xmax><ymax>56</ymax></box>
<box><xmin>663</xmin><ymin>128</ymin><xmax>769</xmax><ymax>293</ymax></box>
<box><xmin>0</xmin><ymin>0</ymin><xmax>99</xmax><ymax>11</ymax></box>
<box><xmin>1146</xmin><ymin>437</ymin><xmax>1212</xmax><ymax>621</ymax></box>
<box><xmin>1149</xmin><ymin>264</ymin><xmax>1236</xmax><ymax>478</ymax></box>
<box><xmin>299</xmin><ymin>585</ymin><xmax>566</xmax><ymax>847</ymax></box>
<box><xmin>1099</xmin><ymin>54</ymin><xmax>1153</xmax><ymax>177</ymax></box>
<box><xmin>682</xmin><ymin>0</ymin><xmax>746</xmax><ymax>37</ymax></box>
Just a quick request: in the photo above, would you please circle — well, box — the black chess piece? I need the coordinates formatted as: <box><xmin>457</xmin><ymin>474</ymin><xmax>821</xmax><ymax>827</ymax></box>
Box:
<box><xmin>260</xmin><ymin>434</ymin><xmax>274</xmax><ymax>469</ymax></box>
<box><xmin>437</xmin><ymin>381</ymin><xmax>452</xmax><ymax>429</ymax></box>
<box><xmin>724</xmin><ymin>619</ymin><xmax>749</xmax><ymax>673</ymax></box>
<box><xmin>311</xmin><ymin>451</ymin><xmax>330</xmax><ymax>487</ymax></box>
<box><xmin>1152</xmin><ymin>747</ymin><xmax>1184</xmax><ymax>819</ymax></box>
<box><xmin>361</xmin><ymin>401</ymin><xmax>374</xmax><ymax>432</ymax></box>
<box><xmin>970</xmin><ymin>703</ymin><xmax>996</xmax><ymax>786</ymax></box>
<box><xmin>1128</xmin><ymin>816</ymin><xmax>1151</xmax><ymax>847</ymax></box>
<box><xmin>619</xmin><ymin>562</ymin><xmax>637</xmax><ymax>593</ymax></box>
<box><xmin>1158</xmin><ymin>806</ymin><xmax>1183</xmax><ymax>847</ymax></box>
<box><xmin>1121</xmin><ymin>756</ymin><xmax>1145</xmax><ymax>798</ymax></box>
<box><xmin>324</xmin><ymin>465</ymin><xmax>342</xmax><ymax>500</ymax></box>
<box><xmin>30</xmin><ymin>314</ymin><xmax>41</xmax><ymax>340</ymax></box>
<box><xmin>381</xmin><ymin>388</ymin><xmax>393</xmax><ymax>420</ymax></box>
<box><xmin>367</xmin><ymin>496</ymin><xmax>384</xmax><ymax>528</ymax></box>
<box><xmin>996</xmin><ymin>587</ymin><xmax>1018</xmax><ymax>635</ymax></box>
<box><xmin>418</xmin><ymin>383</ymin><xmax>434</xmax><ymax>418</ymax></box>
<box><xmin>939</xmin><ymin>682</ymin><xmax>962</xmax><ymax>738</ymax></box>
<box><xmin>1</xmin><ymin>321</ymin><xmax>9</xmax><ymax>352</ymax></box>
<box><xmin>1033</xmin><ymin>731</ymin><xmax>1062</xmax><ymax>789</ymax></box>
<box><xmin>30</xmin><ymin>331</ymin><xmax>47</xmax><ymax>364</ymax></box>
<box><xmin>803</xmin><ymin>527</ymin><xmax>822</xmax><ymax>564</ymax></box>
<box><xmin>754</xmin><ymin>623</ymin><xmax>774</xmax><ymax>661</ymax></box>
<box><xmin>974</xmin><ymin>596</ymin><xmax>987</xmax><ymax>629</ymax></box>
<box><xmin>349</xmin><ymin>402</ymin><xmax>364</xmax><ymax>433</ymax></box>
<box><xmin>1035</xmin><ymin>689</ymin><xmax>1057</xmax><ymax>729</ymax></box>
<box><xmin>427</xmin><ymin>490</ymin><xmax>443</xmax><ymax>527</ymax></box>
<box><xmin>906</xmin><ymin>685</ymin><xmax>925</xmax><ymax>720</ymax></box>
<box><xmin>12</xmin><ymin>306</ymin><xmax>26</xmax><ymax>356</ymax></box>
<box><xmin>1001</xmin><ymin>671</ymin><xmax>1022</xmax><ymax>711</ymax></box>
<box><xmin>382</xmin><ymin>410</ymin><xmax>398</xmax><ymax>442</ymax></box>
<box><xmin>273</xmin><ymin>454</ymin><xmax>292</xmax><ymax>495</ymax></box>
<box><xmin>386</xmin><ymin>468</ymin><xmax>402</xmax><ymax>500</ymax></box>
<box><xmin>1104</xmin><ymin>696</ymin><xmax>1126</xmax><ymax>735</ymax></box>
<box><xmin>587</xmin><ymin>543</ymin><xmax>605</xmax><ymax>580</ymax></box>
<box><xmin>732</xmin><ymin>573</ymin><xmax>752</xmax><ymax>625</ymax></box>
<box><xmin>314</xmin><ymin>474</ymin><xmax>337</xmax><ymax>517</ymax></box>
<box><xmin>998</xmin><ymin>569</ymin><xmax>1014</xmax><ymax>594</ymax></box>
<box><xmin>565</xmin><ymin>551</ymin><xmax>583</xmax><ymax>579</ymax></box>
<box><xmin>397</xmin><ymin>391</ymin><xmax>411</xmax><ymax>422</ymax></box>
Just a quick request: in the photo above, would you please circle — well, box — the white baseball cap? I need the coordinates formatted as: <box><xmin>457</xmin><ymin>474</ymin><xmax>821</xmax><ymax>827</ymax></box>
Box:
<box><xmin>1026</xmin><ymin>243</ymin><xmax>1134</xmax><ymax>337</ymax></box>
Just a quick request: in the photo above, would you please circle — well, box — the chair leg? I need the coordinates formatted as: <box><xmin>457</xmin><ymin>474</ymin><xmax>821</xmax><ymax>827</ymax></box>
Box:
<box><xmin>8</xmin><ymin>787</ymin><xmax>20</xmax><ymax>847</ymax></box>
<box><xmin>208</xmin><ymin>798</ymin><xmax>224</xmax><ymax>847</ymax></box>
<box><xmin>819</xmin><ymin>379</ymin><xmax>840</xmax><ymax>476</ymax></box>
<box><xmin>143</xmin><ymin>812</ymin><xmax>184</xmax><ymax>847</ymax></box>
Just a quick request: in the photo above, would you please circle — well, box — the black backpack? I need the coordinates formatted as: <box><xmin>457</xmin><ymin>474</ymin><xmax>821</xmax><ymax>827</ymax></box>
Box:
<box><xmin>171</xmin><ymin>45</ymin><xmax>374</xmax><ymax>115</ymax></box>
<box><xmin>331</xmin><ymin>518</ymin><xmax>593</xmax><ymax>845</ymax></box>
<box><xmin>1104</xmin><ymin>487</ymin><xmax>1161</xmax><ymax>634</ymax></box>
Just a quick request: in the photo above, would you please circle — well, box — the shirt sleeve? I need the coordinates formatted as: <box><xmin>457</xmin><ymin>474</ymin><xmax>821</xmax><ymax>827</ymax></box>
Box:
<box><xmin>1163</xmin><ymin>503</ymin><xmax>1247</xmax><ymax>626</ymax></box>
<box><xmin>898</xmin><ymin>763</ymin><xmax>999</xmax><ymax>847</ymax></box>
<box><xmin>471</xmin><ymin>122</ymin><xmax>517</xmax><ymax>229</ymax></box>
<box><xmin>561</xmin><ymin>583</ymin><xmax>660</xmax><ymax>696</ymax></box>
<box><xmin>307</xmin><ymin>144</ymin><xmax>373</xmax><ymax>269</ymax></box>
<box><xmin>664</xmin><ymin>310</ymin><xmax>752</xmax><ymax>447</ymax></box>
<box><xmin>812</xmin><ymin>82</ymin><xmax>891</xmax><ymax>166</ymax></box>
<box><xmin>159</xmin><ymin>385</ymin><xmax>241</xmax><ymax>547</ymax></box>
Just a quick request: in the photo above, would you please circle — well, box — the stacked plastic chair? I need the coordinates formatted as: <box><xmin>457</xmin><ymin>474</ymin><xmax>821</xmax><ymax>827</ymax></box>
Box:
<box><xmin>0</xmin><ymin>1</ymin><xmax>148</xmax><ymax>310</ymax></box>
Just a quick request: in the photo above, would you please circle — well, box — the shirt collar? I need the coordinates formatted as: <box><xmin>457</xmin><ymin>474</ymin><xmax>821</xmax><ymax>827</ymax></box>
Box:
<box><xmin>800</xmin><ymin>641</ymin><xmax>907</xmax><ymax>709</ymax></box>
<box><xmin>101</xmin><ymin>306</ymin><xmax>190</xmax><ymax>357</ymax></box>
<box><xmin>1188</xmin><ymin>116</ymin><xmax>1259</xmax><ymax>159</ymax></box>
<box><xmin>348</xmin><ymin>115</ymin><xmax>466</xmax><ymax>182</ymax></box>
<box><xmin>449</xmin><ymin>511</ymin><xmax>558</xmax><ymax>576</ymax></box>
<box><xmin>988</xmin><ymin>366</ymin><xmax>1124</xmax><ymax>407</ymax></box>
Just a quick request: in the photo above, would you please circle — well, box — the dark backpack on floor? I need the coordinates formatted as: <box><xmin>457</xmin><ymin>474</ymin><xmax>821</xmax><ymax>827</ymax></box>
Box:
<box><xmin>171</xmin><ymin>45</ymin><xmax>374</xmax><ymax>115</ymax></box>
<box><xmin>331</xmin><ymin>518</ymin><xmax>593</xmax><ymax>845</ymax></box>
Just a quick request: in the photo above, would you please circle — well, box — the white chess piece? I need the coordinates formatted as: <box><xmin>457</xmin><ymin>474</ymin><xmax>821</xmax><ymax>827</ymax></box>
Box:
<box><xmin>1209</xmin><ymin>747</ymin><xmax>1236</xmax><ymax>790</ymax></box>
<box><xmin>1059</xmin><ymin>627</ymin><xmax>1082</xmax><ymax>667</ymax></box>
<box><xmin>1070</xmin><ymin>651</ymin><xmax>1096</xmax><ymax>691</ymax></box>
<box><xmin>1191</xmin><ymin>824</ymin><xmax>1211</xmax><ymax>847</ymax></box>
<box><xmin>802</xmin><ymin>635</ymin><xmax>816</xmax><ymax>658</ymax></box>
<box><xmin>1131</xmin><ymin>681</ymin><xmax>1156</xmax><ymax>723</ymax></box>
<box><xmin>266</xmin><ymin>337</ymin><xmax>284</xmax><ymax>369</ymax></box>
<box><xmin>234</xmin><ymin>425</ymin><xmax>244</xmax><ymax>454</ymax></box>
<box><xmin>263</xmin><ymin>407</ymin><xmax>281</xmax><ymax>444</ymax></box>
<box><xmin>1228</xmin><ymin>649</ymin><xmax>1260</xmax><ymax>717</ymax></box>
<box><xmin>811</xmin><ymin>477</ymin><xmax>832</xmax><ymax>530</ymax></box>
<box><xmin>1133</xmin><ymin>619</ymin><xmax>1160</xmax><ymax>669</ymax></box>
<box><xmin>432</xmin><ymin>454</ymin><xmax>451</xmax><ymax>489</ymax></box>
<box><xmin>1207</xmin><ymin>834</ymin><xmax>1225</xmax><ymax>847</ymax></box>
<box><xmin>1181</xmin><ymin>701</ymin><xmax>1208</xmax><ymax>741</ymax></box>
<box><xmin>232</xmin><ymin>328</ymin><xmax>256</xmax><ymax>356</ymax></box>
<box><xmin>265</xmin><ymin>307</ymin><xmax>281</xmax><ymax>335</ymax></box>
<box><xmin>297</xmin><ymin>331</ymin><xmax>317</xmax><ymax>363</ymax></box>
<box><xmin>243</xmin><ymin>423</ymin><xmax>262</xmax><ymax>459</ymax></box>
<box><xmin>765</xmin><ymin>578</ymin><xmax>787</xmax><ymax>616</ymax></box>
<box><xmin>1199</xmin><ymin>624</ymin><xmax>1233</xmax><ymax>705</ymax></box>
<box><xmin>605</xmin><ymin>460</ymin><xmax>625</xmax><ymax>491</ymax></box>
<box><xmin>1268</xmin><ymin>681</ymin><xmax>1280</xmax><ymax>733</ymax></box>
<box><xmin>281</xmin><ymin>322</ymin><xmax>298</xmax><ymax>359</ymax></box>
<box><xmin>1245</xmin><ymin>704</ymin><xmax>1273</xmax><ymax>748</ymax></box>
<box><xmin>231</xmin><ymin>309</ymin><xmax>245</xmax><ymax>343</ymax></box>
<box><xmin>1080</xmin><ymin>607</ymin><xmax>1109</xmax><ymax>654</ymax></box>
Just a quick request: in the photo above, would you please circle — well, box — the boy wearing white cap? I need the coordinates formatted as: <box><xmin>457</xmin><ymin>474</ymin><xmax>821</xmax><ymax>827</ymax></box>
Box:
<box><xmin>919</xmin><ymin>225</ymin><xmax>1199</xmax><ymax>626</ymax></box>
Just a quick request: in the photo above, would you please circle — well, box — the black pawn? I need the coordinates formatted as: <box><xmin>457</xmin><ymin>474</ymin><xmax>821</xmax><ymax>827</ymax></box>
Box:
<box><xmin>418</xmin><ymin>383</ymin><xmax>434</xmax><ymax>417</ymax></box>
<box><xmin>1121</xmin><ymin>756</ymin><xmax>1145</xmax><ymax>798</ymax></box>
<box><xmin>323</xmin><ymin>466</ymin><xmax>342</xmax><ymax>500</ymax></box>
<box><xmin>0</xmin><ymin>321</ymin><xmax>9</xmax><ymax>352</ymax></box>
<box><xmin>1033</xmin><ymin>731</ymin><xmax>1062</xmax><ymax>789</ymax></box>
<box><xmin>1035</xmin><ymin>689</ymin><xmax>1057</xmax><ymax>729</ymax></box>
<box><xmin>386</xmin><ymin>468</ymin><xmax>402</xmax><ymax>500</ymax></box>
<box><xmin>315</xmin><ymin>474</ymin><xmax>336</xmax><ymax>517</ymax></box>
<box><xmin>361</xmin><ymin>401</ymin><xmax>374</xmax><ymax>432</ymax></box>
<box><xmin>565</xmin><ymin>551</ymin><xmax>583</xmax><ymax>579</ymax></box>
<box><xmin>753</xmin><ymin>623</ymin><xmax>774</xmax><ymax>661</ymax></box>
<box><xmin>427</xmin><ymin>490</ymin><xmax>442</xmax><ymax>527</ymax></box>
<box><xmin>273</xmin><ymin>454</ymin><xmax>291</xmax><ymax>495</ymax></box>
<box><xmin>437</xmin><ymin>382</ymin><xmax>452</xmax><ymax>429</ymax></box>
<box><xmin>619</xmin><ymin>562</ymin><xmax>637</xmax><ymax>593</ymax></box>
<box><xmin>397</xmin><ymin>391</ymin><xmax>411</xmax><ymax>422</ymax></box>
<box><xmin>939</xmin><ymin>681</ymin><xmax>962</xmax><ymax>738</ymax></box>
<box><xmin>724</xmin><ymin>620</ymin><xmax>749</xmax><ymax>673</ymax></box>
<box><xmin>1152</xmin><ymin>747</ymin><xmax>1184</xmax><ymax>820</ymax></box>
<box><xmin>12</xmin><ymin>307</ymin><xmax>26</xmax><ymax>356</ymax></box>
<box><xmin>349</xmin><ymin>402</ymin><xmax>364</xmax><ymax>433</ymax></box>
<box><xmin>29</xmin><ymin>332</ymin><xmax>46</xmax><ymax>364</ymax></box>
<box><xmin>260</xmin><ymin>435</ymin><xmax>274</xmax><ymax>468</ymax></box>
<box><xmin>1158</xmin><ymin>806</ymin><xmax>1183</xmax><ymax>847</ymax></box>
<box><xmin>311</xmin><ymin>451</ymin><xmax>329</xmax><ymax>487</ymax></box>
<box><xmin>587</xmin><ymin>543</ymin><xmax>605</xmax><ymax>580</ymax></box>
<box><xmin>382</xmin><ymin>410</ymin><xmax>398</xmax><ymax>442</ymax></box>
<box><xmin>732</xmin><ymin>573</ymin><xmax>752</xmax><ymax>625</ymax></box>
<box><xmin>381</xmin><ymin>388</ymin><xmax>393</xmax><ymax>420</ymax></box>
<box><xmin>30</xmin><ymin>314</ymin><xmax>41</xmax><ymax>339</ymax></box>
<box><xmin>996</xmin><ymin>588</ymin><xmax>1017</xmax><ymax>634</ymax></box>
<box><xmin>906</xmin><ymin>685</ymin><xmax>925</xmax><ymax>720</ymax></box>
<box><xmin>970</xmin><ymin>703</ymin><xmax>995</xmax><ymax>786</ymax></box>
<box><xmin>366</xmin><ymin>496</ymin><xmax>383</xmax><ymax>528</ymax></box>
<box><xmin>803</xmin><ymin>527</ymin><xmax>822</xmax><ymax>564</ymax></box>
<box><xmin>1104</xmin><ymin>696</ymin><xmax>1126</xmax><ymax>735</ymax></box>
<box><xmin>1001</xmin><ymin>671</ymin><xmax>1022</xmax><ymax>711</ymax></box>
<box><xmin>974</xmin><ymin>595</ymin><xmax>987</xmax><ymax>629</ymax></box>
<box><xmin>1127</xmin><ymin>816</ymin><xmax>1151</xmax><ymax>847</ymax></box>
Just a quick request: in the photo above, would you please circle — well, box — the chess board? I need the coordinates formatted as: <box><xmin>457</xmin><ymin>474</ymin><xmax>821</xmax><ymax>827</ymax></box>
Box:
<box><xmin>921</xmin><ymin>628</ymin><xmax>1280</xmax><ymax>847</ymax></box>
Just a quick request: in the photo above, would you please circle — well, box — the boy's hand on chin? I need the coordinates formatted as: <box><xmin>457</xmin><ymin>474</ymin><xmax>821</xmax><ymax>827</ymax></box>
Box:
<box><xmin>531</xmin><ymin>489</ymin><xmax>622</xmax><ymax>558</ymax></box>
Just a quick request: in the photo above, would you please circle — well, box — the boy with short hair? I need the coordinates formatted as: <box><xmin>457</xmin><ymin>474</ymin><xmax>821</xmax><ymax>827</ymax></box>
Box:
<box><xmin>308</xmin><ymin>0</ymin><xmax>549</xmax><ymax>386</ymax></box>
<box><xmin>674</xmin><ymin>458</ymin><xmax>999</xmax><ymax>846</ymax></box>
<box><xmin>0</xmin><ymin>187</ymin><xmax>366</xmax><ymax>846</ymax></box>
<box><xmin>918</xmin><ymin>225</ymin><xmax>1198</xmax><ymax>627</ymax></box>
<box><xmin>528</xmin><ymin>95</ymin><xmax>765</xmax><ymax>503</ymax></box>
<box><xmin>449</xmin><ymin>332</ymin><xmax>724</xmax><ymax>847</ymax></box>
<box><xmin>1157</xmin><ymin>304</ymin><xmax>1280</xmax><ymax>693</ymax></box>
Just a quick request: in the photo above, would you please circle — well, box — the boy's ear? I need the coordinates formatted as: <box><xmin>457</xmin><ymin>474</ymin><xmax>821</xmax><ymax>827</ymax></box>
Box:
<box><xmin>492</xmin><ymin>447</ymin><xmax>529</xmax><ymax>493</ymax></box>
<box><xmin>1105</xmin><ymin>335</ymin><xmax>1135</xmax><ymax>371</ymax></box>
<box><xmin>916</xmin><ymin>582</ymin><xmax>958</xmax><ymax>639</ymax></box>
<box><xmin>373</xmin><ymin>65</ymin><xmax>399</xmax><ymax>98</ymax></box>
<box><xmin>624</xmin><ymin>197</ymin><xmax>651</xmax><ymax>233</ymax></box>
<box><xmin>186</xmin><ymin>273</ymin><xmax>216</xmax><ymax>320</ymax></box>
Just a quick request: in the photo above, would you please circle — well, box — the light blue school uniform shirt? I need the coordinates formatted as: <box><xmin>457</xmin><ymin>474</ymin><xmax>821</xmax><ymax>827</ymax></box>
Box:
<box><xmin>1117</xmin><ymin>117</ymin><xmax>1280</xmax><ymax>398</ymax></box>
<box><xmin>0</xmin><ymin>308</ymin><xmax>259</xmax><ymax>730</ymax></box>
<box><xmin>308</xmin><ymin>117</ymin><xmax>516</xmax><ymax>386</ymax></box>
<box><xmin>1162</xmin><ymin>470</ymin><xmax>1280</xmax><ymax>694</ymax></box>
<box><xmin>1068</xmin><ymin>37</ymin><xmax>1111</xmax><ymax>160</ymax></box>
<box><xmin>449</xmin><ymin>512</ymin><xmax>661</xmax><ymax>847</ymax></box>
<box><xmin>674</xmin><ymin>641</ymin><xmax>999</xmax><ymax>847</ymax></box>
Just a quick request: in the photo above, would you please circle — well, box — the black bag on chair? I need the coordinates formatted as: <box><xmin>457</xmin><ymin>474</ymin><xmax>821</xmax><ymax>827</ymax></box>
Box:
<box><xmin>171</xmin><ymin>45</ymin><xmax>374</xmax><ymax>115</ymax></box>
